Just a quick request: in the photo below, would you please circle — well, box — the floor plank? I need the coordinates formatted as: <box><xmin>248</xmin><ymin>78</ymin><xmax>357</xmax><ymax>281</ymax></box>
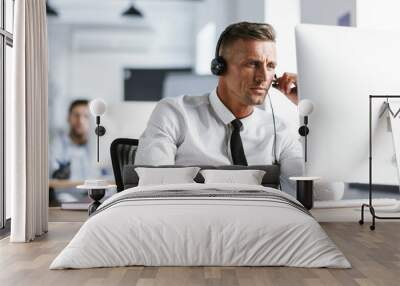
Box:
<box><xmin>1</xmin><ymin>216</ymin><xmax>400</xmax><ymax>285</ymax></box>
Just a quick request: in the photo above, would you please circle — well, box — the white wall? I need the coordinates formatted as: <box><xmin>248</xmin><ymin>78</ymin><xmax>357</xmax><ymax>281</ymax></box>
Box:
<box><xmin>356</xmin><ymin>0</ymin><xmax>400</xmax><ymax>28</ymax></box>
<box><xmin>194</xmin><ymin>0</ymin><xmax>233</xmax><ymax>74</ymax></box>
<box><xmin>48</xmin><ymin>23</ymin><xmax>73</xmax><ymax>137</ymax></box>
<box><xmin>235</xmin><ymin>0</ymin><xmax>267</xmax><ymax>22</ymax></box>
<box><xmin>301</xmin><ymin>0</ymin><xmax>357</xmax><ymax>26</ymax></box>
<box><xmin>299</xmin><ymin>0</ymin><xmax>400</xmax><ymax>29</ymax></box>
<box><xmin>265</xmin><ymin>0</ymin><xmax>301</xmax><ymax>137</ymax></box>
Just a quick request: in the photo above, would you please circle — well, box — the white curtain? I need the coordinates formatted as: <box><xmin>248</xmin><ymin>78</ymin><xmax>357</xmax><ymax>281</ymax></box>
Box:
<box><xmin>9</xmin><ymin>0</ymin><xmax>49</xmax><ymax>242</ymax></box>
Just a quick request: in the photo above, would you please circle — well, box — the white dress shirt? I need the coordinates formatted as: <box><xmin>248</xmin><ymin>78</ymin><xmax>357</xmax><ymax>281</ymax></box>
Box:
<box><xmin>49</xmin><ymin>132</ymin><xmax>99</xmax><ymax>180</ymax></box>
<box><xmin>135</xmin><ymin>88</ymin><xmax>304</xmax><ymax>192</ymax></box>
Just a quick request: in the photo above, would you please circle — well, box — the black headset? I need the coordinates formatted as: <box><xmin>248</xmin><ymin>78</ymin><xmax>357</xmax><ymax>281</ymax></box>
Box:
<box><xmin>210</xmin><ymin>25</ymin><xmax>234</xmax><ymax>76</ymax></box>
<box><xmin>211</xmin><ymin>26</ymin><xmax>279</xmax><ymax>165</ymax></box>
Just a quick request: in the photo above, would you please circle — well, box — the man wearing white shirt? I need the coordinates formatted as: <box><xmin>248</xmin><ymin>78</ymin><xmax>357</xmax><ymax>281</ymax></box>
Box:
<box><xmin>135</xmin><ymin>22</ymin><xmax>303</xmax><ymax>193</ymax></box>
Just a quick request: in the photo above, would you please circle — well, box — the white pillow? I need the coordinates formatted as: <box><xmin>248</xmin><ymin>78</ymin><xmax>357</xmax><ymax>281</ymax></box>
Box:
<box><xmin>200</xmin><ymin>169</ymin><xmax>266</xmax><ymax>185</ymax></box>
<box><xmin>135</xmin><ymin>167</ymin><xmax>201</xmax><ymax>186</ymax></box>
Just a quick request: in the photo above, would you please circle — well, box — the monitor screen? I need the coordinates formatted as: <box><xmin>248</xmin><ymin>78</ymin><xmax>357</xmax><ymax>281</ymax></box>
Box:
<box><xmin>124</xmin><ymin>68</ymin><xmax>192</xmax><ymax>101</ymax></box>
<box><xmin>296</xmin><ymin>24</ymin><xmax>400</xmax><ymax>185</ymax></box>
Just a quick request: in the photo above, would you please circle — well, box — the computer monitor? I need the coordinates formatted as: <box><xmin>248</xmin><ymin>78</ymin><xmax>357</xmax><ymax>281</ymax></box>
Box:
<box><xmin>296</xmin><ymin>24</ymin><xmax>400</xmax><ymax>186</ymax></box>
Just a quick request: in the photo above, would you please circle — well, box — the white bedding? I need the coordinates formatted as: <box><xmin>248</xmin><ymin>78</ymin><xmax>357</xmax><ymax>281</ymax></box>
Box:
<box><xmin>50</xmin><ymin>183</ymin><xmax>351</xmax><ymax>269</ymax></box>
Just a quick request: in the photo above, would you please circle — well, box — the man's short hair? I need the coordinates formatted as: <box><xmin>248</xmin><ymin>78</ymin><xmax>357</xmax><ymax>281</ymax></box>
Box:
<box><xmin>219</xmin><ymin>22</ymin><xmax>276</xmax><ymax>57</ymax></box>
<box><xmin>68</xmin><ymin>99</ymin><xmax>89</xmax><ymax>115</ymax></box>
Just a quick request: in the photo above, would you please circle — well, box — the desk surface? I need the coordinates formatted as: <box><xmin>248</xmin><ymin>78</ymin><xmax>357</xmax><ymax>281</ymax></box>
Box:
<box><xmin>289</xmin><ymin>176</ymin><xmax>321</xmax><ymax>181</ymax></box>
<box><xmin>49</xmin><ymin>180</ymin><xmax>84</xmax><ymax>189</ymax></box>
<box><xmin>49</xmin><ymin>179</ymin><xmax>116</xmax><ymax>189</ymax></box>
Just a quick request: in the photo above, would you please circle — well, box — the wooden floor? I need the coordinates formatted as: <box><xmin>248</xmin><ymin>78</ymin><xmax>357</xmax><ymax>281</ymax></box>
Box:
<box><xmin>1</xmin><ymin>214</ymin><xmax>400</xmax><ymax>286</ymax></box>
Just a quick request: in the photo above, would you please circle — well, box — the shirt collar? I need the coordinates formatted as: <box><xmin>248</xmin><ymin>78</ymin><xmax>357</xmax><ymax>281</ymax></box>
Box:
<box><xmin>209</xmin><ymin>88</ymin><xmax>236</xmax><ymax>125</ymax></box>
<box><xmin>209</xmin><ymin>88</ymin><xmax>260</xmax><ymax>127</ymax></box>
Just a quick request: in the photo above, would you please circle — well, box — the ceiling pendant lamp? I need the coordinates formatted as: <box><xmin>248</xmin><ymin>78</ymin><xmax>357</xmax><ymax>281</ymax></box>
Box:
<box><xmin>46</xmin><ymin>1</ymin><xmax>59</xmax><ymax>16</ymax></box>
<box><xmin>122</xmin><ymin>2</ymin><xmax>143</xmax><ymax>17</ymax></box>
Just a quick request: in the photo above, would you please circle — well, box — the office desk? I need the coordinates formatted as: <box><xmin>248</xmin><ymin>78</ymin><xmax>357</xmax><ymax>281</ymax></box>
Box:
<box><xmin>49</xmin><ymin>179</ymin><xmax>84</xmax><ymax>189</ymax></box>
<box><xmin>49</xmin><ymin>179</ymin><xmax>116</xmax><ymax>210</ymax></box>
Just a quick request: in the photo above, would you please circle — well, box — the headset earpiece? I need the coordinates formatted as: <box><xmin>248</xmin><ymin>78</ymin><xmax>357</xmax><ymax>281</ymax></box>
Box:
<box><xmin>211</xmin><ymin>56</ymin><xmax>227</xmax><ymax>76</ymax></box>
<box><xmin>211</xmin><ymin>25</ymin><xmax>235</xmax><ymax>76</ymax></box>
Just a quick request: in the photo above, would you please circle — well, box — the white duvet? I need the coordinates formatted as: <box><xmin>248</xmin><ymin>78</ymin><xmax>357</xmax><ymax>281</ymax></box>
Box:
<box><xmin>50</xmin><ymin>183</ymin><xmax>351</xmax><ymax>269</ymax></box>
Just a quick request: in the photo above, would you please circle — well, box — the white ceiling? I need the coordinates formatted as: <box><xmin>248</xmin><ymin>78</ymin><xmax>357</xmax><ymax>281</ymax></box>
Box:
<box><xmin>48</xmin><ymin>0</ymin><xmax>202</xmax><ymax>24</ymax></box>
<box><xmin>47</xmin><ymin>0</ymin><xmax>198</xmax><ymax>55</ymax></box>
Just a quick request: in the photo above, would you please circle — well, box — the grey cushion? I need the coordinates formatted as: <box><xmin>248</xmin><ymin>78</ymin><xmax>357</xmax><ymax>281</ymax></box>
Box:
<box><xmin>122</xmin><ymin>164</ymin><xmax>281</xmax><ymax>190</ymax></box>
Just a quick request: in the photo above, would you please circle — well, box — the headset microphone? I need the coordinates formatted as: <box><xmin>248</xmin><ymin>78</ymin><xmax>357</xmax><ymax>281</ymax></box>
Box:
<box><xmin>272</xmin><ymin>74</ymin><xmax>279</xmax><ymax>89</ymax></box>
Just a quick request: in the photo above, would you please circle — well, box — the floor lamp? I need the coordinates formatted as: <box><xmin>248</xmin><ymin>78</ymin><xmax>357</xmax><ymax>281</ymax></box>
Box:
<box><xmin>298</xmin><ymin>99</ymin><xmax>314</xmax><ymax>162</ymax></box>
<box><xmin>80</xmin><ymin>99</ymin><xmax>114</xmax><ymax>215</ymax></box>
<box><xmin>89</xmin><ymin>99</ymin><xmax>107</xmax><ymax>162</ymax></box>
<box><xmin>289</xmin><ymin>99</ymin><xmax>317</xmax><ymax>210</ymax></box>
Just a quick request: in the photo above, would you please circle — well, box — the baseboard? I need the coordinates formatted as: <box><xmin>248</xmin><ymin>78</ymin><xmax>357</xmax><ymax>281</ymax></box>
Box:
<box><xmin>348</xmin><ymin>183</ymin><xmax>400</xmax><ymax>193</ymax></box>
<box><xmin>314</xmin><ymin>198</ymin><xmax>398</xmax><ymax>209</ymax></box>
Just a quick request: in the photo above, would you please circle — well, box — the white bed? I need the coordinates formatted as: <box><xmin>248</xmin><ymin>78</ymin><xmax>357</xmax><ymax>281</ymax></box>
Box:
<box><xmin>50</xmin><ymin>183</ymin><xmax>351</xmax><ymax>269</ymax></box>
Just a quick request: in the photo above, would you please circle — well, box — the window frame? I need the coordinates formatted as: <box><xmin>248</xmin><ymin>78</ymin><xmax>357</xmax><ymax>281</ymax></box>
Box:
<box><xmin>0</xmin><ymin>0</ymin><xmax>13</xmax><ymax>231</ymax></box>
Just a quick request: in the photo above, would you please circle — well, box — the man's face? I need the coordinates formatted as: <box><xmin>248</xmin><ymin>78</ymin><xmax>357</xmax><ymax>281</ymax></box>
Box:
<box><xmin>221</xmin><ymin>39</ymin><xmax>277</xmax><ymax>106</ymax></box>
<box><xmin>68</xmin><ymin>105</ymin><xmax>90</xmax><ymax>137</ymax></box>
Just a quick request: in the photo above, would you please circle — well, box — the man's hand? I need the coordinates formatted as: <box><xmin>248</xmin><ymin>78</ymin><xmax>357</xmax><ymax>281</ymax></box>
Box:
<box><xmin>274</xmin><ymin>72</ymin><xmax>299</xmax><ymax>105</ymax></box>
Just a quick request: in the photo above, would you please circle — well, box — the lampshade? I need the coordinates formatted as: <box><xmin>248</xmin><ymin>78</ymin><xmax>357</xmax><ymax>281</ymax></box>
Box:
<box><xmin>46</xmin><ymin>1</ymin><xmax>59</xmax><ymax>16</ymax></box>
<box><xmin>122</xmin><ymin>4</ymin><xmax>143</xmax><ymax>17</ymax></box>
<box><xmin>89</xmin><ymin>99</ymin><xmax>107</xmax><ymax>116</ymax></box>
<box><xmin>298</xmin><ymin>99</ymin><xmax>314</xmax><ymax>116</ymax></box>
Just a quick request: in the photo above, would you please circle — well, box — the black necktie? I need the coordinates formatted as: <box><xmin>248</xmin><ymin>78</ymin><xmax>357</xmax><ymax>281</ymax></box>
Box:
<box><xmin>230</xmin><ymin>119</ymin><xmax>248</xmax><ymax>166</ymax></box>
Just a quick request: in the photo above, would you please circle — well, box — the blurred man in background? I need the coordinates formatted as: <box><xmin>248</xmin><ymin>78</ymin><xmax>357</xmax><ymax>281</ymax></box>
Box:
<box><xmin>49</xmin><ymin>99</ymin><xmax>98</xmax><ymax>204</ymax></box>
<box><xmin>50</xmin><ymin>99</ymin><xmax>94</xmax><ymax>180</ymax></box>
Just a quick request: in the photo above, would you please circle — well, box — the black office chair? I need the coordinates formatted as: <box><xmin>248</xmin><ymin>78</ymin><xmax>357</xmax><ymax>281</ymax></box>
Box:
<box><xmin>110</xmin><ymin>138</ymin><xmax>282</xmax><ymax>192</ymax></box>
<box><xmin>110</xmin><ymin>138</ymin><xmax>139</xmax><ymax>192</ymax></box>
